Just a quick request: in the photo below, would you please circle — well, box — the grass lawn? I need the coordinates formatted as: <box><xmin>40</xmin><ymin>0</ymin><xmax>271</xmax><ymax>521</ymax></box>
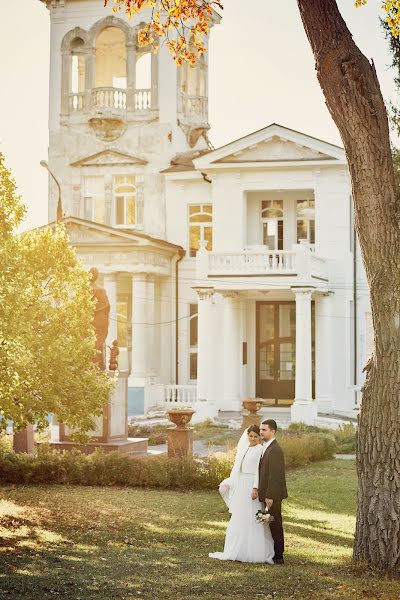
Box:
<box><xmin>0</xmin><ymin>459</ymin><xmax>399</xmax><ymax>600</ymax></box>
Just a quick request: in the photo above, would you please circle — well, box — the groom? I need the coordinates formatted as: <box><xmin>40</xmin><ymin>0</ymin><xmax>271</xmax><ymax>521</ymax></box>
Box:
<box><xmin>254</xmin><ymin>419</ymin><xmax>288</xmax><ymax>565</ymax></box>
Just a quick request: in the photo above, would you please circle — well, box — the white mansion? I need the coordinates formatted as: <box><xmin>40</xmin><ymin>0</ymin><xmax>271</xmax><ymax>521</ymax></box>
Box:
<box><xmin>40</xmin><ymin>0</ymin><xmax>371</xmax><ymax>424</ymax></box>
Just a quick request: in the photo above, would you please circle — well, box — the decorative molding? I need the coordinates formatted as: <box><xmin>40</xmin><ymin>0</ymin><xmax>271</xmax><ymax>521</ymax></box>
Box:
<box><xmin>194</xmin><ymin>287</ymin><xmax>214</xmax><ymax>301</ymax></box>
<box><xmin>89</xmin><ymin>118</ymin><xmax>127</xmax><ymax>142</ymax></box>
<box><xmin>70</xmin><ymin>149</ymin><xmax>147</xmax><ymax>168</ymax></box>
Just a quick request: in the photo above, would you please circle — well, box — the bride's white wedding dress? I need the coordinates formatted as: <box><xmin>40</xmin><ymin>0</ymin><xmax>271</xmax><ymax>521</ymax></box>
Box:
<box><xmin>209</xmin><ymin>442</ymin><xmax>275</xmax><ymax>564</ymax></box>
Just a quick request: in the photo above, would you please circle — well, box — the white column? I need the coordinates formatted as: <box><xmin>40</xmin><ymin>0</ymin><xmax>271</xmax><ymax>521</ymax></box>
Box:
<box><xmin>315</xmin><ymin>292</ymin><xmax>334</xmax><ymax>414</ymax></box>
<box><xmin>196</xmin><ymin>289</ymin><xmax>214</xmax><ymax>404</ymax></box>
<box><xmin>131</xmin><ymin>273</ymin><xmax>148</xmax><ymax>381</ymax></box>
<box><xmin>103</xmin><ymin>273</ymin><xmax>118</xmax><ymax>345</ymax></box>
<box><xmin>103</xmin><ymin>273</ymin><xmax>117</xmax><ymax>371</ymax></box>
<box><xmin>291</xmin><ymin>288</ymin><xmax>316</xmax><ymax>425</ymax></box>
<box><xmin>222</xmin><ymin>292</ymin><xmax>241</xmax><ymax>412</ymax></box>
<box><xmin>146</xmin><ymin>275</ymin><xmax>156</xmax><ymax>379</ymax></box>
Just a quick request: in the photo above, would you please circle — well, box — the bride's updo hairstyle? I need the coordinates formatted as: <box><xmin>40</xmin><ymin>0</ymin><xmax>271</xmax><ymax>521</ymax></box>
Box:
<box><xmin>247</xmin><ymin>425</ymin><xmax>260</xmax><ymax>435</ymax></box>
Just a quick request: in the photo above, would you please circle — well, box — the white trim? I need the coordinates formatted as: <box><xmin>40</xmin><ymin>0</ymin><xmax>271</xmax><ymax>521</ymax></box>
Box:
<box><xmin>194</xmin><ymin>160</ymin><xmax>347</xmax><ymax>171</ymax></box>
<box><xmin>193</xmin><ymin>124</ymin><xmax>345</xmax><ymax>169</ymax></box>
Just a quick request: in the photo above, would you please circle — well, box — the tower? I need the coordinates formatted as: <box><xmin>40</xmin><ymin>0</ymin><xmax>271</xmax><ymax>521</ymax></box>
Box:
<box><xmin>41</xmin><ymin>0</ymin><xmax>217</xmax><ymax>235</ymax></box>
<box><xmin>39</xmin><ymin>0</ymin><xmax>219</xmax><ymax>411</ymax></box>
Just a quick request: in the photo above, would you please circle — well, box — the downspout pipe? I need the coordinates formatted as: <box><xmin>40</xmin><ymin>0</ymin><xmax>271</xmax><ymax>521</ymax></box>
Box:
<box><xmin>175</xmin><ymin>249</ymin><xmax>185</xmax><ymax>384</ymax></box>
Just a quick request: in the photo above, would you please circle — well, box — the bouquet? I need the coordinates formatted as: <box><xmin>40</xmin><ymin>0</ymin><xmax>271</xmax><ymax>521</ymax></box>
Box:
<box><xmin>255</xmin><ymin>509</ymin><xmax>275</xmax><ymax>525</ymax></box>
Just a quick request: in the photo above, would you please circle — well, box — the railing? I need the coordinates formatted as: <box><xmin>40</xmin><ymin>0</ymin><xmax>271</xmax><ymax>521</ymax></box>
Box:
<box><xmin>165</xmin><ymin>385</ymin><xmax>198</xmax><ymax>406</ymax></box>
<box><xmin>180</xmin><ymin>93</ymin><xmax>208</xmax><ymax>118</ymax></box>
<box><xmin>135</xmin><ymin>88</ymin><xmax>151</xmax><ymax>111</ymax></box>
<box><xmin>208</xmin><ymin>250</ymin><xmax>297</xmax><ymax>276</ymax></box>
<box><xmin>92</xmin><ymin>87</ymin><xmax>127</xmax><ymax>110</ymax></box>
<box><xmin>196</xmin><ymin>243</ymin><xmax>329</xmax><ymax>282</ymax></box>
<box><xmin>69</xmin><ymin>93</ymin><xmax>85</xmax><ymax>112</ymax></box>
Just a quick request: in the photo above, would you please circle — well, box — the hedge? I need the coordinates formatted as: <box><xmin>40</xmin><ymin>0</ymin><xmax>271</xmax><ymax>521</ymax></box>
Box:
<box><xmin>0</xmin><ymin>430</ymin><xmax>337</xmax><ymax>489</ymax></box>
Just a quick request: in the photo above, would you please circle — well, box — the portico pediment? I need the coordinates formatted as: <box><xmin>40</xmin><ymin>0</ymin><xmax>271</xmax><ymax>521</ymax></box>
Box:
<box><xmin>218</xmin><ymin>137</ymin><xmax>331</xmax><ymax>163</ymax></box>
<box><xmin>58</xmin><ymin>217</ymin><xmax>183</xmax><ymax>254</ymax></box>
<box><xmin>193</xmin><ymin>123</ymin><xmax>346</xmax><ymax>170</ymax></box>
<box><xmin>65</xmin><ymin>221</ymin><xmax>138</xmax><ymax>246</ymax></box>
<box><xmin>70</xmin><ymin>149</ymin><xmax>147</xmax><ymax>168</ymax></box>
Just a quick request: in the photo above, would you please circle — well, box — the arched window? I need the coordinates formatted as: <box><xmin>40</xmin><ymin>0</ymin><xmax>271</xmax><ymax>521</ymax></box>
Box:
<box><xmin>95</xmin><ymin>27</ymin><xmax>127</xmax><ymax>89</ymax></box>
<box><xmin>189</xmin><ymin>204</ymin><xmax>212</xmax><ymax>257</ymax></box>
<box><xmin>296</xmin><ymin>199</ymin><xmax>315</xmax><ymax>244</ymax></box>
<box><xmin>180</xmin><ymin>38</ymin><xmax>207</xmax><ymax>117</ymax></box>
<box><xmin>135</xmin><ymin>51</ymin><xmax>151</xmax><ymax>110</ymax></box>
<box><xmin>69</xmin><ymin>37</ymin><xmax>86</xmax><ymax>111</ymax></box>
<box><xmin>114</xmin><ymin>176</ymin><xmax>136</xmax><ymax>226</ymax></box>
<box><xmin>261</xmin><ymin>200</ymin><xmax>284</xmax><ymax>250</ymax></box>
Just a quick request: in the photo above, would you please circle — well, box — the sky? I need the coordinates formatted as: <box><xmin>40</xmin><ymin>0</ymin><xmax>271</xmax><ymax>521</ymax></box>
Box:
<box><xmin>0</xmin><ymin>0</ymin><xmax>398</xmax><ymax>231</ymax></box>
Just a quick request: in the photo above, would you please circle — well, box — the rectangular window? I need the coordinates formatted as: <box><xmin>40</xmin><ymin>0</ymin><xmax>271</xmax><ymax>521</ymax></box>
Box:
<box><xmin>114</xmin><ymin>176</ymin><xmax>136</xmax><ymax>226</ymax></box>
<box><xmin>296</xmin><ymin>199</ymin><xmax>315</xmax><ymax>244</ymax></box>
<box><xmin>83</xmin><ymin>176</ymin><xmax>105</xmax><ymax>224</ymax></box>
<box><xmin>261</xmin><ymin>200</ymin><xmax>284</xmax><ymax>250</ymax></box>
<box><xmin>189</xmin><ymin>303</ymin><xmax>198</xmax><ymax>380</ymax></box>
<box><xmin>189</xmin><ymin>204</ymin><xmax>212</xmax><ymax>257</ymax></box>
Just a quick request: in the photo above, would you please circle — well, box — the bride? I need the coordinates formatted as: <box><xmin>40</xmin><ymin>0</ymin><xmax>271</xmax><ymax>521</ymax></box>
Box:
<box><xmin>209</xmin><ymin>425</ymin><xmax>274</xmax><ymax>564</ymax></box>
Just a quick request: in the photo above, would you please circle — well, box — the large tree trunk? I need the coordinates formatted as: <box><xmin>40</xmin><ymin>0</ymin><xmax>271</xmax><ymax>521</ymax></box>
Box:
<box><xmin>297</xmin><ymin>0</ymin><xmax>400</xmax><ymax>570</ymax></box>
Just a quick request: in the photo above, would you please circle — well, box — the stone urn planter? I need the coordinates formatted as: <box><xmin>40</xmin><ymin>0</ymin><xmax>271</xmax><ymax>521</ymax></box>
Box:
<box><xmin>242</xmin><ymin>398</ymin><xmax>263</xmax><ymax>430</ymax></box>
<box><xmin>167</xmin><ymin>409</ymin><xmax>196</xmax><ymax>458</ymax></box>
<box><xmin>167</xmin><ymin>408</ymin><xmax>196</xmax><ymax>430</ymax></box>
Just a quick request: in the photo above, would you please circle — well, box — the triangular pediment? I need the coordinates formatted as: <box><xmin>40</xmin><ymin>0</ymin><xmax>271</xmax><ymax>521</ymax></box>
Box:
<box><xmin>193</xmin><ymin>123</ymin><xmax>346</xmax><ymax>170</ymax></box>
<box><xmin>42</xmin><ymin>217</ymin><xmax>183</xmax><ymax>255</ymax></box>
<box><xmin>218</xmin><ymin>137</ymin><xmax>333</xmax><ymax>163</ymax></box>
<box><xmin>63</xmin><ymin>218</ymin><xmax>141</xmax><ymax>246</ymax></box>
<box><xmin>70</xmin><ymin>149</ymin><xmax>147</xmax><ymax>168</ymax></box>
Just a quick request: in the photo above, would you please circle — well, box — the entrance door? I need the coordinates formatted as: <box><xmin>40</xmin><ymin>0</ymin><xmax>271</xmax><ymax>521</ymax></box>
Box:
<box><xmin>256</xmin><ymin>301</ymin><xmax>315</xmax><ymax>405</ymax></box>
<box><xmin>256</xmin><ymin>302</ymin><xmax>296</xmax><ymax>405</ymax></box>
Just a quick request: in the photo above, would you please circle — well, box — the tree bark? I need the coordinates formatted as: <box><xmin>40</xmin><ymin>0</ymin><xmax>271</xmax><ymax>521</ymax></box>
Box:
<box><xmin>297</xmin><ymin>0</ymin><xmax>400</xmax><ymax>570</ymax></box>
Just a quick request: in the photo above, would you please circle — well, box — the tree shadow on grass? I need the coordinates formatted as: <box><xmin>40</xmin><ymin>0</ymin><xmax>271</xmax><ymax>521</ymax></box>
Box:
<box><xmin>284</xmin><ymin>516</ymin><xmax>353</xmax><ymax>549</ymax></box>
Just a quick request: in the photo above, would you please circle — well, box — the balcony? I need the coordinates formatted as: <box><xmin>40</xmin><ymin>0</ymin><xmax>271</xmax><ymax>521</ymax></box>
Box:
<box><xmin>179</xmin><ymin>93</ymin><xmax>208</xmax><ymax>121</ymax></box>
<box><xmin>196</xmin><ymin>241</ymin><xmax>329</xmax><ymax>288</ymax></box>
<box><xmin>68</xmin><ymin>87</ymin><xmax>152</xmax><ymax>114</ymax></box>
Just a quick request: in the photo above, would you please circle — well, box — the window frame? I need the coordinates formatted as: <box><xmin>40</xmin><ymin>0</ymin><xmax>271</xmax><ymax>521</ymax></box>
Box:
<box><xmin>188</xmin><ymin>203</ymin><xmax>213</xmax><ymax>258</ymax></box>
<box><xmin>296</xmin><ymin>199</ymin><xmax>315</xmax><ymax>245</ymax></box>
<box><xmin>261</xmin><ymin>200</ymin><xmax>284</xmax><ymax>251</ymax></box>
<box><xmin>113</xmin><ymin>175</ymin><xmax>137</xmax><ymax>228</ymax></box>
<box><xmin>82</xmin><ymin>175</ymin><xmax>105</xmax><ymax>224</ymax></box>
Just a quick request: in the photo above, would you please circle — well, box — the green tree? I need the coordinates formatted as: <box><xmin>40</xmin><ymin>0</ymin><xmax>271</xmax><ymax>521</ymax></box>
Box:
<box><xmin>102</xmin><ymin>0</ymin><xmax>400</xmax><ymax>570</ymax></box>
<box><xmin>0</xmin><ymin>153</ymin><xmax>111</xmax><ymax>434</ymax></box>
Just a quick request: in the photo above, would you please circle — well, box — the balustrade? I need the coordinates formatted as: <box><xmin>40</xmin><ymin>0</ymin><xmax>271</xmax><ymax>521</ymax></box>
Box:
<box><xmin>92</xmin><ymin>87</ymin><xmax>127</xmax><ymax>110</ymax></box>
<box><xmin>165</xmin><ymin>385</ymin><xmax>198</xmax><ymax>406</ymax></box>
<box><xmin>134</xmin><ymin>89</ymin><xmax>151</xmax><ymax>111</ymax></box>
<box><xmin>208</xmin><ymin>250</ymin><xmax>296</xmax><ymax>276</ymax></box>
<box><xmin>68</xmin><ymin>93</ymin><xmax>85</xmax><ymax>112</ymax></box>
<box><xmin>68</xmin><ymin>87</ymin><xmax>153</xmax><ymax>113</ymax></box>
<box><xmin>180</xmin><ymin>93</ymin><xmax>208</xmax><ymax>118</ymax></box>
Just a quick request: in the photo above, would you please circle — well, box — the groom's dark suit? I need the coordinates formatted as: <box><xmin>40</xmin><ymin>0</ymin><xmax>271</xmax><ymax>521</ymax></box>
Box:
<box><xmin>258</xmin><ymin>439</ymin><xmax>288</xmax><ymax>562</ymax></box>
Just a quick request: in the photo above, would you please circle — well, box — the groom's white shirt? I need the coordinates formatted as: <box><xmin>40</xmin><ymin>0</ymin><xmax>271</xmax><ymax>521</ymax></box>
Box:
<box><xmin>261</xmin><ymin>438</ymin><xmax>276</xmax><ymax>455</ymax></box>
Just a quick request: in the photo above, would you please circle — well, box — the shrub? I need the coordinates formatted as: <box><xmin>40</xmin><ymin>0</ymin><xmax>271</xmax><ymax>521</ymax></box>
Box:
<box><xmin>127</xmin><ymin>423</ymin><xmax>168</xmax><ymax>446</ymax></box>
<box><xmin>287</xmin><ymin>422</ymin><xmax>356</xmax><ymax>454</ymax></box>
<box><xmin>0</xmin><ymin>431</ymin><xmax>336</xmax><ymax>489</ymax></box>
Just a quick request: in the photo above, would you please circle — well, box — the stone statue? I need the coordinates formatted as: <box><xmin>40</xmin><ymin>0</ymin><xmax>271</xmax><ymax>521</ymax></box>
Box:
<box><xmin>109</xmin><ymin>339</ymin><xmax>119</xmax><ymax>372</ymax></box>
<box><xmin>89</xmin><ymin>267</ymin><xmax>110</xmax><ymax>371</ymax></box>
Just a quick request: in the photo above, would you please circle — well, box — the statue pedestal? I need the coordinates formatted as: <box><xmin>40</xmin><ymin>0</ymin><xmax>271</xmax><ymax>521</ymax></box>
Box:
<box><xmin>13</xmin><ymin>425</ymin><xmax>34</xmax><ymax>454</ymax></box>
<box><xmin>48</xmin><ymin>372</ymin><xmax>148</xmax><ymax>456</ymax></box>
<box><xmin>167</xmin><ymin>409</ymin><xmax>195</xmax><ymax>458</ymax></box>
<box><xmin>167</xmin><ymin>428</ymin><xmax>193</xmax><ymax>458</ymax></box>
